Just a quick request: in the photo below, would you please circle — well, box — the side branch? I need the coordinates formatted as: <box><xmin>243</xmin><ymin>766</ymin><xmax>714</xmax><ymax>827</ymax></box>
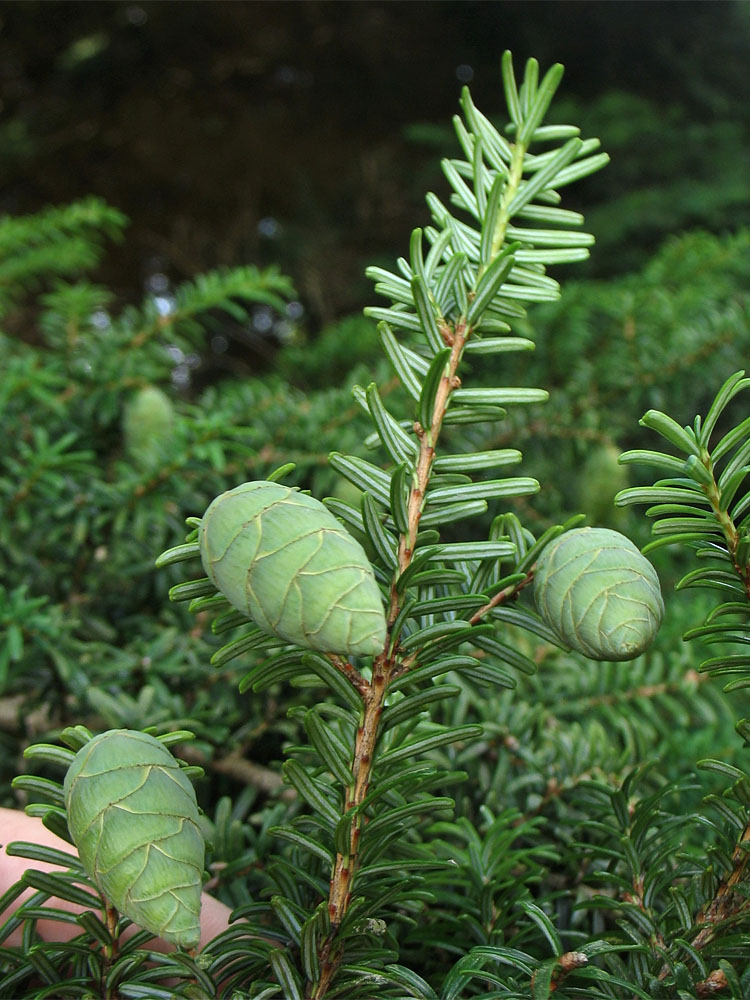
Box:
<box><xmin>689</xmin><ymin>817</ymin><xmax>750</xmax><ymax>952</ymax></box>
<box><xmin>469</xmin><ymin>571</ymin><xmax>534</xmax><ymax>625</ymax></box>
<box><xmin>656</xmin><ymin>816</ymin><xmax>750</xmax><ymax>982</ymax></box>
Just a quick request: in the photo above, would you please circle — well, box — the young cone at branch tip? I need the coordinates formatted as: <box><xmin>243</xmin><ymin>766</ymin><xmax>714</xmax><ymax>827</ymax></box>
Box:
<box><xmin>63</xmin><ymin>729</ymin><xmax>204</xmax><ymax>949</ymax></box>
<box><xmin>199</xmin><ymin>481</ymin><xmax>387</xmax><ymax>656</ymax></box>
<box><xmin>534</xmin><ymin>527</ymin><xmax>664</xmax><ymax>661</ymax></box>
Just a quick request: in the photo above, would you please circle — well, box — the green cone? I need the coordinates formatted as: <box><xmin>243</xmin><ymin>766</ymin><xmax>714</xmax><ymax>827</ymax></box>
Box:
<box><xmin>64</xmin><ymin>729</ymin><xmax>204</xmax><ymax>949</ymax></box>
<box><xmin>534</xmin><ymin>527</ymin><xmax>663</xmax><ymax>661</ymax></box>
<box><xmin>199</xmin><ymin>481</ymin><xmax>387</xmax><ymax>656</ymax></box>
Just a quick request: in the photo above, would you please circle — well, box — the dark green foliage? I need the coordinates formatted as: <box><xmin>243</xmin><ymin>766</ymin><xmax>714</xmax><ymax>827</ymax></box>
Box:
<box><xmin>0</xmin><ymin>198</ymin><xmax>127</xmax><ymax>319</ymax></box>
<box><xmin>576</xmin><ymin>443</ymin><xmax>630</xmax><ymax>529</ymax></box>
<box><xmin>563</xmin><ymin>89</ymin><xmax>750</xmax><ymax>275</ymax></box>
<box><xmin>276</xmin><ymin>314</ymin><xmax>385</xmax><ymax>392</ymax></box>
<box><xmin>489</xmin><ymin>227</ymin><xmax>750</xmax><ymax>532</ymax></box>
<box><xmin>2</xmin><ymin>51</ymin><xmax>750</xmax><ymax>1000</ymax></box>
<box><xmin>0</xmin><ymin>200</ymin><xmax>376</xmax><ymax>785</ymax></box>
<box><xmin>618</xmin><ymin>370</ymin><xmax>750</xmax><ymax>714</ymax></box>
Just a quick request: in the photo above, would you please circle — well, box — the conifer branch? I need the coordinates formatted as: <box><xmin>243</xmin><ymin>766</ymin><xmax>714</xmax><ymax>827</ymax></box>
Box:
<box><xmin>308</xmin><ymin>56</ymin><xmax>609</xmax><ymax>997</ymax></box>
<box><xmin>686</xmin><ymin>817</ymin><xmax>750</xmax><ymax>953</ymax></box>
<box><xmin>313</xmin><ymin>316</ymin><xmax>470</xmax><ymax>996</ymax></box>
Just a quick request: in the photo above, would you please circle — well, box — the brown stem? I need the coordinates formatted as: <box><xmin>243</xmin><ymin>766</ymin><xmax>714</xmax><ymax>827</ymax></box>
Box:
<box><xmin>623</xmin><ymin>873</ymin><xmax>668</xmax><ymax>959</ymax></box>
<box><xmin>679</xmin><ymin>456</ymin><xmax>750</xmax><ymax>948</ymax></box>
<box><xmin>312</xmin><ymin>663</ymin><xmax>390</xmax><ymax>999</ymax></box>
<box><xmin>655</xmin><ymin>817</ymin><xmax>750</xmax><ymax>982</ymax></box>
<box><xmin>311</xmin><ymin>323</ymin><xmax>471</xmax><ymax>998</ymax></box>
<box><xmin>309</xmin><ymin>128</ymin><xmax>531</xmax><ymax>996</ymax></box>
<box><xmin>700</xmin><ymin>452</ymin><xmax>750</xmax><ymax>600</ymax></box>
<box><xmin>393</xmin><ymin>321</ymin><xmax>468</xmax><ymax>581</ymax></box>
<box><xmin>654</xmin><ymin>452</ymin><xmax>750</xmax><ymax>980</ymax></box>
<box><xmin>103</xmin><ymin>899</ymin><xmax>120</xmax><ymax>1000</ymax></box>
<box><xmin>529</xmin><ymin>951</ymin><xmax>588</xmax><ymax>994</ymax></box>
<box><xmin>688</xmin><ymin>817</ymin><xmax>750</xmax><ymax>952</ymax></box>
<box><xmin>325</xmin><ymin>670</ymin><xmax>386</xmax><ymax>930</ymax></box>
<box><xmin>469</xmin><ymin>570</ymin><xmax>535</xmax><ymax>625</ymax></box>
<box><xmin>695</xmin><ymin>969</ymin><xmax>729</xmax><ymax>997</ymax></box>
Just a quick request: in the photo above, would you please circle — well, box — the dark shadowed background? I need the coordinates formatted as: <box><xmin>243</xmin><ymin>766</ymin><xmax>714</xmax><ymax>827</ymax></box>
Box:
<box><xmin>1</xmin><ymin>1</ymin><xmax>748</xmax><ymax>332</ymax></box>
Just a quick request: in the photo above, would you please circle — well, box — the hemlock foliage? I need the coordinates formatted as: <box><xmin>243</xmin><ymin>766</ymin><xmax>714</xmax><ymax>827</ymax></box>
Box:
<box><xmin>1</xmin><ymin>53</ymin><xmax>750</xmax><ymax>999</ymax></box>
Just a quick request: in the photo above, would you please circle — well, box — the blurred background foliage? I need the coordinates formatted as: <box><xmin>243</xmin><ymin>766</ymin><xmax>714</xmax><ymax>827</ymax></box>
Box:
<box><xmin>1</xmin><ymin>0</ymin><xmax>749</xmax><ymax>325</ymax></box>
<box><xmin>1</xmin><ymin>2</ymin><xmax>750</xmax><ymax>971</ymax></box>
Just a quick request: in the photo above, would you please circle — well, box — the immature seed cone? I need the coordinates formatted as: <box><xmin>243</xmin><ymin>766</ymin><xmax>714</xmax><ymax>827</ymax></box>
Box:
<box><xmin>64</xmin><ymin>729</ymin><xmax>204</xmax><ymax>949</ymax></box>
<box><xmin>122</xmin><ymin>386</ymin><xmax>175</xmax><ymax>468</ymax></box>
<box><xmin>577</xmin><ymin>443</ymin><xmax>629</xmax><ymax>528</ymax></box>
<box><xmin>199</xmin><ymin>481</ymin><xmax>387</xmax><ymax>656</ymax></box>
<box><xmin>534</xmin><ymin>527</ymin><xmax>663</xmax><ymax>661</ymax></box>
